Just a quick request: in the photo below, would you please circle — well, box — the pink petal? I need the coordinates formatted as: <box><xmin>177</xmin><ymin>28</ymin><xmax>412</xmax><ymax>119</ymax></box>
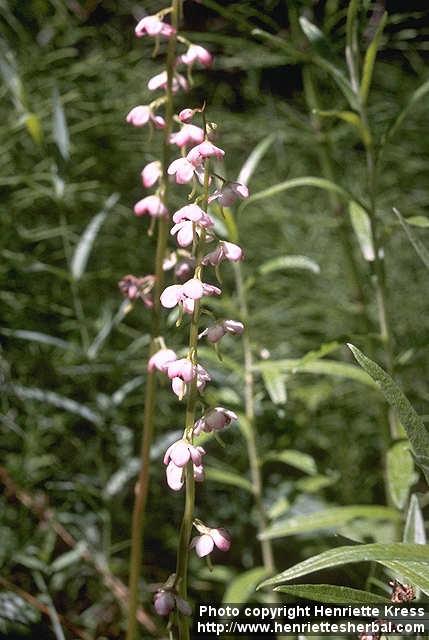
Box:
<box><xmin>211</xmin><ymin>528</ymin><xmax>231</xmax><ymax>552</ymax></box>
<box><xmin>176</xmin><ymin>221</ymin><xmax>194</xmax><ymax>248</ymax></box>
<box><xmin>141</xmin><ymin>161</ymin><xmax>161</xmax><ymax>188</ymax></box>
<box><xmin>172</xmin><ymin>377</ymin><xmax>186</xmax><ymax>399</ymax></box>
<box><xmin>195</xmin><ymin>534</ymin><xmax>214</xmax><ymax>557</ymax></box>
<box><xmin>182</xmin><ymin>278</ymin><xmax>204</xmax><ymax>300</ymax></box>
<box><xmin>170</xmin><ymin>440</ymin><xmax>191</xmax><ymax>467</ymax></box>
<box><xmin>160</xmin><ymin>285</ymin><xmax>182</xmax><ymax>308</ymax></box>
<box><xmin>166</xmin><ymin>461</ymin><xmax>184</xmax><ymax>491</ymax></box>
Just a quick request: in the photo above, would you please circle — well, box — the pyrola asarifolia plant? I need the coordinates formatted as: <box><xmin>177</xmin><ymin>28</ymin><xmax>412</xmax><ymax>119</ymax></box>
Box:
<box><xmin>122</xmin><ymin>3</ymin><xmax>248</xmax><ymax>638</ymax></box>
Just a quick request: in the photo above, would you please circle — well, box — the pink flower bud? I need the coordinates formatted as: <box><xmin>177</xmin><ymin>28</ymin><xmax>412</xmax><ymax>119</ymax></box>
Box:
<box><xmin>208</xmin><ymin>181</ymin><xmax>249</xmax><ymax>207</ymax></box>
<box><xmin>135</xmin><ymin>15</ymin><xmax>176</xmax><ymax>38</ymax></box>
<box><xmin>134</xmin><ymin>195</ymin><xmax>168</xmax><ymax>218</ymax></box>
<box><xmin>147</xmin><ymin>348</ymin><xmax>177</xmax><ymax>373</ymax></box>
<box><xmin>179</xmin><ymin>108</ymin><xmax>196</xmax><ymax>123</ymax></box>
<box><xmin>223</xmin><ymin>319</ymin><xmax>244</xmax><ymax>335</ymax></box>
<box><xmin>190</xmin><ymin>527</ymin><xmax>231</xmax><ymax>557</ymax></box>
<box><xmin>186</xmin><ymin>141</ymin><xmax>225</xmax><ymax>167</ymax></box>
<box><xmin>181</xmin><ymin>44</ymin><xmax>213</xmax><ymax>68</ymax></box>
<box><xmin>194</xmin><ymin>407</ymin><xmax>237</xmax><ymax>435</ymax></box>
<box><xmin>141</xmin><ymin>161</ymin><xmax>162</xmax><ymax>188</ymax></box>
<box><xmin>206</xmin><ymin>324</ymin><xmax>226</xmax><ymax>343</ymax></box>
<box><xmin>154</xmin><ymin>590</ymin><xmax>175</xmax><ymax>616</ymax></box>
<box><xmin>170</xmin><ymin>124</ymin><xmax>204</xmax><ymax>148</ymax></box>
<box><xmin>202</xmin><ymin>241</ymin><xmax>243</xmax><ymax>266</ymax></box>
<box><xmin>167</xmin><ymin>157</ymin><xmax>195</xmax><ymax>184</ymax></box>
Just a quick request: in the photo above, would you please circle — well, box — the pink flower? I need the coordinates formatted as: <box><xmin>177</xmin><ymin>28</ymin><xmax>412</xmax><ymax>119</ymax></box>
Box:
<box><xmin>166</xmin><ymin>459</ymin><xmax>206</xmax><ymax>489</ymax></box>
<box><xmin>165</xmin><ymin>358</ymin><xmax>195</xmax><ymax>382</ymax></box>
<box><xmin>169</xmin><ymin>362</ymin><xmax>211</xmax><ymax>399</ymax></box>
<box><xmin>170</xmin><ymin>124</ymin><xmax>205</xmax><ymax>148</ymax></box>
<box><xmin>153</xmin><ymin>590</ymin><xmax>191</xmax><ymax>616</ymax></box>
<box><xmin>170</xmin><ymin>205</ymin><xmax>214</xmax><ymax>247</ymax></box>
<box><xmin>178</xmin><ymin>108</ymin><xmax>196</xmax><ymax>123</ymax></box>
<box><xmin>118</xmin><ymin>274</ymin><xmax>155</xmax><ymax>308</ymax></box>
<box><xmin>200</xmin><ymin>319</ymin><xmax>244</xmax><ymax>343</ymax></box>
<box><xmin>164</xmin><ymin>439</ymin><xmax>206</xmax><ymax>467</ymax></box>
<box><xmin>194</xmin><ymin>407</ymin><xmax>238</xmax><ymax>435</ymax></box>
<box><xmin>135</xmin><ymin>15</ymin><xmax>176</xmax><ymax>38</ymax></box>
<box><xmin>126</xmin><ymin>105</ymin><xmax>165</xmax><ymax>129</ymax></box>
<box><xmin>160</xmin><ymin>279</ymin><xmax>203</xmax><ymax>309</ymax></box>
<box><xmin>147</xmin><ymin>348</ymin><xmax>177</xmax><ymax>373</ymax></box>
<box><xmin>148</xmin><ymin>71</ymin><xmax>188</xmax><ymax>94</ymax></box>
<box><xmin>181</xmin><ymin>44</ymin><xmax>213</xmax><ymax>68</ymax></box>
<box><xmin>167</xmin><ymin>157</ymin><xmax>195</xmax><ymax>184</ymax></box>
<box><xmin>202</xmin><ymin>241</ymin><xmax>243</xmax><ymax>266</ymax></box>
<box><xmin>187</xmin><ymin>141</ymin><xmax>225</xmax><ymax>167</ymax></box>
<box><xmin>209</xmin><ymin>182</ymin><xmax>249</xmax><ymax>207</ymax></box>
<box><xmin>190</xmin><ymin>527</ymin><xmax>231</xmax><ymax>557</ymax></box>
<box><xmin>141</xmin><ymin>161</ymin><xmax>162</xmax><ymax>188</ymax></box>
<box><xmin>134</xmin><ymin>195</ymin><xmax>168</xmax><ymax>218</ymax></box>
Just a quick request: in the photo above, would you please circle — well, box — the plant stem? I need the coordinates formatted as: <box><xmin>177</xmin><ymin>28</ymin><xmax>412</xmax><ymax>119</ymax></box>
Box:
<box><xmin>126</xmin><ymin>4</ymin><xmax>179</xmax><ymax>639</ymax></box>
<box><xmin>233</xmin><ymin>260</ymin><xmax>275</xmax><ymax>574</ymax></box>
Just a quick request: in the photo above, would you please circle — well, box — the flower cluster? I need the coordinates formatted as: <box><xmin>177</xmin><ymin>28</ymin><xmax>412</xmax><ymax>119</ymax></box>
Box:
<box><xmin>124</xmin><ymin>7</ymin><xmax>249</xmax><ymax>621</ymax></box>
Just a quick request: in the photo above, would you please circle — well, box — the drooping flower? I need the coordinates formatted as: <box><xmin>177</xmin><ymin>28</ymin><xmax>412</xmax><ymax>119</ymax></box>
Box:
<box><xmin>202</xmin><ymin>241</ymin><xmax>243</xmax><ymax>266</ymax></box>
<box><xmin>167</xmin><ymin>157</ymin><xmax>196</xmax><ymax>184</ymax></box>
<box><xmin>118</xmin><ymin>274</ymin><xmax>155</xmax><ymax>308</ymax></box>
<box><xmin>170</xmin><ymin>205</ymin><xmax>214</xmax><ymax>247</ymax></box>
<box><xmin>134</xmin><ymin>195</ymin><xmax>168</xmax><ymax>218</ymax></box>
<box><xmin>147</xmin><ymin>348</ymin><xmax>177</xmax><ymax>373</ymax></box>
<box><xmin>178</xmin><ymin>108</ymin><xmax>196</xmax><ymax>123</ymax></box>
<box><xmin>126</xmin><ymin>105</ymin><xmax>165</xmax><ymax>129</ymax></box>
<box><xmin>200</xmin><ymin>319</ymin><xmax>244</xmax><ymax>343</ymax></box>
<box><xmin>165</xmin><ymin>358</ymin><xmax>195</xmax><ymax>383</ymax></box>
<box><xmin>153</xmin><ymin>589</ymin><xmax>191</xmax><ymax>617</ymax></box>
<box><xmin>170</xmin><ymin>124</ymin><xmax>205</xmax><ymax>148</ymax></box>
<box><xmin>193</xmin><ymin>407</ymin><xmax>238</xmax><ymax>435</ymax></box>
<box><xmin>135</xmin><ymin>15</ymin><xmax>176</xmax><ymax>38</ymax></box>
<box><xmin>209</xmin><ymin>181</ymin><xmax>249</xmax><ymax>207</ymax></box>
<box><xmin>187</xmin><ymin>141</ymin><xmax>225</xmax><ymax>167</ymax></box>
<box><xmin>148</xmin><ymin>70</ymin><xmax>188</xmax><ymax>94</ymax></box>
<box><xmin>163</xmin><ymin>439</ymin><xmax>206</xmax><ymax>467</ymax></box>
<box><xmin>190</xmin><ymin>525</ymin><xmax>231</xmax><ymax>557</ymax></box>
<box><xmin>160</xmin><ymin>279</ymin><xmax>221</xmax><ymax>312</ymax></box>
<box><xmin>169</xmin><ymin>362</ymin><xmax>211</xmax><ymax>399</ymax></box>
<box><xmin>180</xmin><ymin>44</ymin><xmax>213</xmax><ymax>68</ymax></box>
<box><xmin>141</xmin><ymin>161</ymin><xmax>162</xmax><ymax>188</ymax></box>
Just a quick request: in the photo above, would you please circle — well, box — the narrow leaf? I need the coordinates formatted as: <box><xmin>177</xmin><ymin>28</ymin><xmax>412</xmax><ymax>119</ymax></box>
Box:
<box><xmin>403</xmin><ymin>495</ymin><xmax>426</xmax><ymax>545</ymax></box>
<box><xmin>382</xmin><ymin>78</ymin><xmax>429</xmax><ymax>148</ymax></box>
<box><xmin>71</xmin><ymin>193</ymin><xmax>119</xmax><ymax>281</ymax></box>
<box><xmin>259</xmin><ymin>255</ymin><xmax>320</xmax><ymax>276</ymax></box>
<box><xmin>264</xmin><ymin>450</ymin><xmax>317</xmax><ymax>476</ymax></box>
<box><xmin>348</xmin><ymin>344</ymin><xmax>429</xmax><ymax>484</ymax></box>
<box><xmin>393</xmin><ymin>207</ymin><xmax>429</xmax><ymax>271</ymax></box>
<box><xmin>258</xmin><ymin>543</ymin><xmax>429</xmax><ymax>589</ymax></box>
<box><xmin>238</xmin><ymin>134</ymin><xmax>275</xmax><ymax>186</ymax></box>
<box><xmin>275</xmin><ymin>584</ymin><xmax>388</xmax><ymax>604</ymax></box>
<box><xmin>240</xmin><ymin>177</ymin><xmax>360</xmax><ymax>212</ymax></box>
<box><xmin>386</xmin><ymin>441</ymin><xmax>415</xmax><ymax>510</ymax></box>
<box><xmin>259</xmin><ymin>506</ymin><xmax>400</xmax><ymax>541</ymax></box>
<box><xmin>52</xmin><ymin>87</ymin><xmax>70</xmax><ymax>160</ymax></box>
<box><xmin>258</xmin><ymin>359</ymin><xmax>375</xmax><ymax>387</ymax></box>
<box><xmin>261</xmin><ymin>369</ymin><xmax>287</xmax><ymax>405</ymax></box>
<box><xmin>406</xmin><ymin>216</ymin><xmax>429</xmax><ymax>228</ymax></box>
<box><xmin>349</xmin><ymin>201</ymin><xmax>375</xmax><ymax>261</ymax></box>
<box><xmin>0</xmin><ymin>328</ymin><xmax>74</xmax><ymax>351</ymax></box>
<box><xmin>205</xmin><ymin>467</ymin><xmax>253</xmax><ymax>493</ymax></box>
<box><xmin>223</xmin><ymin>568</ymin><xmax>269</xmax><ymax>604</ymax></box>
<box><xmin>360</xmin><ymin>12</ymin><xmax>387</xmax><ymax>104</ymax></box>
<box><xmin>50</xmin><ymin>542</ymin><xmax>87</xmax><ymax>573</ymax></box>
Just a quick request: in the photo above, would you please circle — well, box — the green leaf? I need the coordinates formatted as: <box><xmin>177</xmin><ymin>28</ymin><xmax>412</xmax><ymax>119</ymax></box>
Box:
<box><xmin>259</xmin><ymin>506</ymin><xmax>400</xmax><ymax>541</ymax></box>
<box><xmin>50</xmin><ymin>542</ymin><xmax>87</xmax><ymax>573</ymax></box>
<box><xmin>275</xmin><ymin>584</ymin><xmax>388</xmax><ymax>604</ymax></box>
<box><xmin>360</xmin><ymin>12</ymin><xmax>387</xmax><ymax>105</ymax></box>
<box><xmin>315</xmin><ymin>110</ymin><xmax>371</xmax><ymax>146</ymax></box>
<box><xmin>406</xmin><ymin>215</ymin><xmax>429</xmax><ymax>228</ymax></box>
<box><xmin>240</xmin><ymin>177</ymin><xmax>361</xmax><ymax>212</ymax></box>
<box><xmin>258</xmin><ymin>543</ymin><xmax>429</xmax><ymax>590</ymax></box>
<box><xmin>349</xmin><ymin>201</ymin><xmax>375</xmax><ymax>261</ymax></box>
<box><xmin>205</xmin><ymin>467</ymin><xmax>253</xmax><ymax>493</ymax></box>
<box><xmin>346</xmin><ymin>0</ymin><xmax>359</xmax><ymax>57</ymax></box>
<box><xmin>382</xmin><ymin>78</ymin><xmax>429</xmax><ymax>148</ymax></box>
<box><xmin>52</xmin><ymin>87</ymin><xmax>70</xmax><ymax>160</ymax></box>
<box><xmin>386</xmin><ymin>441</ymin><xmax>415</xmax><ymax>509</ymax></box>
<box><xmin>223</xmin><ymin>567</ymin><xmax>269</xmax><ymax>603</ymax></box>
<box><xmin>261</xmin><ymin>369</ymin><xmax>287</xmax><ymax>405</ymax></box>
<box><xmin>403</xmin><ymin>494</ymin><xmax>426</xmax><ymax>545</ymax></box>
<box><xmin>393</xmin><ymin>207</ymin><xmax>429</xmax><ymax>271</ymax></box>
<box><xmin>348</xmin><ymin>343</ymin><xmax>429</xmax><ymax>484</ymax></box>
<box><xmin>299</xmin><ymin>17</ymin><xmax>332</xmax><ymax>57</ymax></box>
<box><xmin>238</xmin><ymin>134</ymin><xmax>275</xmax><ymax>186</ymax></box>
<box><xmin>258</xmin><ymin>359</ymin><xmax>375</xmax><ymax>387</ymax></box>
<box><xmin>264</xmin><ymin>450</ymin><xmax>317</xmax><ymax>476</ymax></box>
<box><xmin>0</xmin><ymin>328</ymin><xmax>74</xmax><ymax>351</ymax></box>
<box><xmin>259</xmin><ymin>255</ymin><xmax>320</xmax><ymax>276</ymax></box>
<box><xmin>313</xmin><ymin>56</ymin><xmax>359</xmax><ymax>110</ymax></box>
<box><xmin>296</xmin><ymin>473</ymin><xmax>339</xmax><ymax>493</ymax></box>
<box><xmin>87</xmin><ymin>299</ymin><xmax>132</xmax><ymax>360</ymax></box>
<box><xmin>71</xmin><ymin>193</ymin><xmax>119</xmax><ymax>281</ymax></box>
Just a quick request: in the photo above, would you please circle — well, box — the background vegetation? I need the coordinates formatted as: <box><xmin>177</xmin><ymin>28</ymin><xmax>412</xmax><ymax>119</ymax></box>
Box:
<box><xmin>1</xmin><ymin>0</ymin><xmax>428</xmax><ymax>638</ymax></box>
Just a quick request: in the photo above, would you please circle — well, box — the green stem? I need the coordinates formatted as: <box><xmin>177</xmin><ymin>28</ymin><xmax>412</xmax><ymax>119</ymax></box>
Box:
<box><xmin>173</xmin><ymin>158</ymin><xmax>211</xmax><ymax>640</ymax></box>
<box><xmin>233</xmin><ymin>260</ymin><xmax>275</xmax><ymax>574</ymax></box>
<box><xmin>126</xmin><ymin>3</ymin><xmax>179</xmax><ymax>639</ymax></box>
